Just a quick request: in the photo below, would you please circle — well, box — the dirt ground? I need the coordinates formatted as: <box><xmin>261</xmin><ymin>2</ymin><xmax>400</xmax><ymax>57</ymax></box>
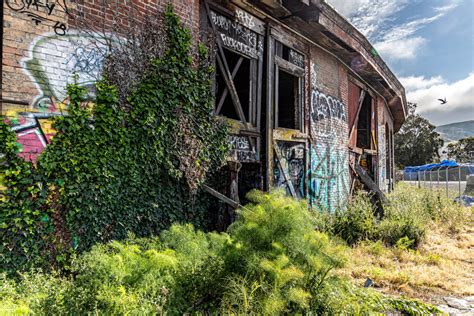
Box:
<box><xmin>339</xmin><ymin>224</ymin><xmax>474</xmax><ymax>306</ymax></box>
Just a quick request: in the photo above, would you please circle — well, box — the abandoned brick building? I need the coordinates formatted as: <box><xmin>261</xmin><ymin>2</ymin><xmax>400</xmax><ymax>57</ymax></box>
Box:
<box><xmin>1</xmin><ymin>0</ymin><xmax>407</xmax><ymax>211</ymax></box>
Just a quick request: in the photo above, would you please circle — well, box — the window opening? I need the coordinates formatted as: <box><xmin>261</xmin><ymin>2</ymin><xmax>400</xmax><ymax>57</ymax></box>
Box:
<box><xmin>356</xmin><ymin>95</ymin><xmax>372</xmax><ymax>149</ymax></box>
<box><xmin>385</xmin><ymin>124</ymin><xmax>390</xmax><ymax>180</ymax></box>
<box><xmin>215</xmin><ymin>48</ymin><xmax>252</xmax><ymax>123</ymax></box>
<box><xmin>277</xmin><ymin>69</ymin><xmax>299</xmax><ymax>129</ymax></box>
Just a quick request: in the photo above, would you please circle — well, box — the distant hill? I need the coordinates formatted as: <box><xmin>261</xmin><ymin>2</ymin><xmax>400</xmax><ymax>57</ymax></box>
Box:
<box><xmin>436</xmin><ymin>120</ymin><xmax>474</xmax><ymax>142</ymax></box>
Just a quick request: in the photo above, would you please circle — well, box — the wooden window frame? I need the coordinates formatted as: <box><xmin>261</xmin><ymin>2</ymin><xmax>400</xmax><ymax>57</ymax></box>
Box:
<box><xmin>273</xmin><ymin>43</ymin><xmax>305</xmax><ymax>132</ymax></box>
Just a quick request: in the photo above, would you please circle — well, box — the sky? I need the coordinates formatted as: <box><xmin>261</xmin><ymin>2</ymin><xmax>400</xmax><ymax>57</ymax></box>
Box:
<box><xmin>326</xmin><ymin>0</ymin><xmax>474</xmax><ymax>126</ymax></box>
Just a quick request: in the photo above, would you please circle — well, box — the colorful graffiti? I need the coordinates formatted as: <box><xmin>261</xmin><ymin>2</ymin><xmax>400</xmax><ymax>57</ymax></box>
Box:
<box><xmin>5</xmin><ymin>102</ymin><xmax>67</xmax><ymax>162</ymax></box>
<box><xmin>307</xmin><ymin>144</ymin><xmax>349</xmax><ymax>211</ymax></box>
<box><xmin>4</xmin><ymin>31</ymin><xmax>107</xmax><ymax>161</ymax></box>
<box><xmin>273</xmin><ymin>141</ymin><xmax>305</xmax><ymax>198</ymax></box>
<box><xmin>309</xmin><ymin>61</ymin><xmax>349</xmax><ymax>210</ymax></box>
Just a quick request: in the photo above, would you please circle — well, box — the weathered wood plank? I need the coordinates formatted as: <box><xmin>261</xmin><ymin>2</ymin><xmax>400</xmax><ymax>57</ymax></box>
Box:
<box><xmin>273</xmin><ymin>140</ymin><xmax>297</xmax><ymax>198</ymax></box>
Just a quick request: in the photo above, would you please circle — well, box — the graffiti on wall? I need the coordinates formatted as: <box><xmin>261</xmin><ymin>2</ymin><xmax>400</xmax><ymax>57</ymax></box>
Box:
<box><xmin>378</xmin><ymin>125</ymin><xmax>387</xmax><ymax>189</ymax></box>
<box><xmin>5</xmin><ymin>109</ymin><xmax>65</xmax><ymax>162</ymax></box>
<box><xmin>310</xmin><ymin>61</ymin><xmax>347</xmax><ymax>139</ymax></box>
<box><xmin>308</xmin><ymin>61</ymin><xmax>349</xmax><ymax>210</ymax></box>
<box><xmin>210</xmin><ymin>10</ymin><xmax>260</xmax><ymax>58</ymax></box>
<box><xmin>4</xmin><ymin>31</ymin><xmax>107</xmax><ymax>161</ymax></box>
<box><xmin>229</xmin><ymin>135</ymin><xmax>258</xmax><ymax>162</ymax></box>
<box><xmin>273</xmin><ymin>141</ymin><xmax>305</xmax><ymax>198</ymax></box>
<box><xmin>311</xmin><ymin>89</ymin><xmax>347</xmax><ymax>122</ymax></box>
<box><xmin>307</xmin><ymin>144</ymin><xmax>349</xmax><ymax>211</ymax></box>
<box><xmin>22</xmin><ymin>32</ymin><xmax>107</xmax><ymax>108</ymax></box>
<box><xmin>5</xmin><ymin>0</ymin><xmax>69</xmax><ymax>35</ymax></box>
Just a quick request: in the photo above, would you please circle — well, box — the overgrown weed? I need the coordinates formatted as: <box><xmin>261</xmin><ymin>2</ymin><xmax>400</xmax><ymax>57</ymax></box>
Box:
<box><xmin>0</xmin><ymin>190</ymin><xmax>441</xmax><ymax>315</ymax></box>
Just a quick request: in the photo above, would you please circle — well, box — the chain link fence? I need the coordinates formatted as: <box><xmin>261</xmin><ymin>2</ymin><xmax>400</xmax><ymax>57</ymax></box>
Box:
<box><xmin>404</xmin><ymin>164</ymin><xmax>474</xmax><ymax>199</ymax></box>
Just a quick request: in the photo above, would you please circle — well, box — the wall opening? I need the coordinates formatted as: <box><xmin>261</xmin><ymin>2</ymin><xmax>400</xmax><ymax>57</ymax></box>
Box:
<box><xmin>215</xmin><ymin>48</ymin><xmax>251</xmax><ymax>122</ymax></box>
<box><xmin>277</xmin><ymin>69</ymin><xmax>299</xmax><ymax>129</ymax></box>
<box><xmin>385</xmin><ymin>123</ymin><xmax>390</xmax><ymax>180</ymax></box>
<box><xmin>356</xmin><ymin>94</ymin><xmax>372</xmax><ymax>149</ymax></box>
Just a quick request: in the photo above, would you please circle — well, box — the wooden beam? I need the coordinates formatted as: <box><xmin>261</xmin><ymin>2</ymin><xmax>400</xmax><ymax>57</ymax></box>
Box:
<box><xmin>353</xmin><ymin>163</ymin><xmax>387</xmax><ymax>217</ymax></box>
<box><xmin>274</xmin><ymin>56</ymin><xmax>305</xmax><ymax>76</ymax></box>
<box><xmin>273</xmin><ymin>140</ymin><xmax>297</xmax><ymax>197</ymax></box>
<box><xmin>203</xmin><ymin>0</ymin><xmax>247</xmax><ymax>124</ymax></box>
<box><xmin>349</xmin><ymin>90</ymin><xmax>366</xmax><ymax>141</ymax></box>
<box><xmin>216</xmin><ymin>56</ymin><xmax>244</xmax><ymax>115</ymax></box>
<box><xmin>202</xmin><ymin>184</ymin><xmax>241</xmax><ymax>209</ymax></box>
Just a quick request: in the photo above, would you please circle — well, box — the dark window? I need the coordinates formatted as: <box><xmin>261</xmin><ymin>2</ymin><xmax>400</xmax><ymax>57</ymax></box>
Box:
<box><xmin>356</xmin><ymin>94</ymin><xmax>372</xmax><ymax>148</ymax></box>
<box><xmin>277</xmin><ymin>69</ymin><xmax>299</xmax><ymax>129</ymax></box>
<box><xmin>385</xmin><ymin>124</ymin><xmax>390</xmax><ymax>179</ymax></box>
<box><xmin>215</xmin><ymin>48</ymin><xmax>252</xmax><ymax>122</ymax></box>
<box><xmin>274</xmin><ymin>41</ymin><xmax>304</xmax><ymax>130</ymax></box>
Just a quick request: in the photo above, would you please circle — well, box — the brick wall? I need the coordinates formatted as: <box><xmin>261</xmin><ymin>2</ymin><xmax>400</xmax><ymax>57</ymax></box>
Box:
<box><xmin>308</xmin><ymin>46</ymin><xmax>350</xmax><ymax>211</ymax></box>
<box><xmin>2</xmin><ymin>0</ymin><xmax>200</xmax><ymax>161</ymax></box>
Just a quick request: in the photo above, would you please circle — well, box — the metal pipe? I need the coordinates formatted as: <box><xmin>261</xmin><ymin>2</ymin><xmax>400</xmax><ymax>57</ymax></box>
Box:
<box><xmin>459</xmin><ymin>166</ymin><xmax>462</xmax><ymax>197</ymax></box>
<box><xmin>446</xmin><ymin>166</ymin><xmax>449</xmax><ymax>198</ymax></box>
<box><xmin>437</xmin><ymin>167</ymin><xmax>440</xmax><ymax>188</ymax></box>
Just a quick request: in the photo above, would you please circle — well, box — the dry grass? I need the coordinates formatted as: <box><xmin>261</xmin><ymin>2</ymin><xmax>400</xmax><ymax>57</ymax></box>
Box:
<box><xmin>338</xmin><ymin>221</ymin><xmax>474</xmax><ymax>305</ymax></box>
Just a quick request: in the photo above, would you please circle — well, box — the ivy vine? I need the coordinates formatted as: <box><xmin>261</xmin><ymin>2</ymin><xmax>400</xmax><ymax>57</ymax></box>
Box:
<box><xmin>0</xmin><ymin>5</ymin><xmax>230</xmax><ymax>274</ymax></box>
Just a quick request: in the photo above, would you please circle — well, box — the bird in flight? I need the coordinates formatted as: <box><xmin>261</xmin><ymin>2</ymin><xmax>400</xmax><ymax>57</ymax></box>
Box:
<box><xmin>438</xmin><ymin>97</ymin><xmax>447</xmax><ymax>104</ymax></box>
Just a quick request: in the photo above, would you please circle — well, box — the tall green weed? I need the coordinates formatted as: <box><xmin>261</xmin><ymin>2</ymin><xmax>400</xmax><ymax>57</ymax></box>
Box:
<box><xmin>0</xmin><ymin>190</ymin><xmax>440</xmax><ymax>315</ymax></box>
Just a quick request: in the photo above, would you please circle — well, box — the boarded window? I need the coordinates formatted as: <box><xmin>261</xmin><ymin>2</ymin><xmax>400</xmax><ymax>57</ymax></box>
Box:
<box><xmin>215</xmin><ymin>48</ymin><xmax>251</xmax><ymax>122</ymax></box>
<box><xmin>209</xmin><ymin>9</ymin><xmax>263</xmax><ymax>128</ymax></box>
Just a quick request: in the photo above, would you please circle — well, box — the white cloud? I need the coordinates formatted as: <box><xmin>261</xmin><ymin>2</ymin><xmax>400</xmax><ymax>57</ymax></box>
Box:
<box><xmin>326</xmin><ymin>0</ymin><xmax>409</xmax><ymax>40</ymax></box>
<box><xmin>375</xmin><ymin>37</ymin><xmax>427</xmax><ymax>60</ymax></box>
<box><xmin>325</xmin><ymin>0</ymin><xmax>459</xmax><ymax>61</ymax></box>
<box><xmin>324</xmin><ymin>0</ymin><xmax>368</xmax><ymax>17</ymax></box>
<box><xmin>403</xmin><ymin>73</ymin><xmax>474</xmax><ymax>125</ymax></box>
<box><xmin>399</xmin><ymin>75</ymin><xmax>445</xmax><ymax>92</ymax></box>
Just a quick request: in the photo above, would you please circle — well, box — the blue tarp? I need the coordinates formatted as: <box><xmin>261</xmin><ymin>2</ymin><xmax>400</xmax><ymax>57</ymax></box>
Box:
<box><xmin>404</xmin><ymin>160</ymin><xmax>459</xmax><ymax>173</ymax></box>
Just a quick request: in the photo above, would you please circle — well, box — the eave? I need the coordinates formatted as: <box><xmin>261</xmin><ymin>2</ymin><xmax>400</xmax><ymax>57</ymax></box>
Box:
<box><xmin>243</xmin><ymin>0</ymin><xmax>407</xmax><ymax>131</ymax></box>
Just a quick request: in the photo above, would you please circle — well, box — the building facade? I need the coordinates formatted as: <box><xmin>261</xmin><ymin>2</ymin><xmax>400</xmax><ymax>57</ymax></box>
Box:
<box><xmin>1</xmin><ymin>0</ymin><xmax>406</xmax><ymax>211</ymax></box>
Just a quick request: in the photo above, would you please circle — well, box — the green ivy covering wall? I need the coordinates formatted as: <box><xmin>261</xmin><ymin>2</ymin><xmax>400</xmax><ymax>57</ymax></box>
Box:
<box><xmin>0</xmin><ymin>6</ymin><xmax>230</xmax><ymax>274</ymax></box>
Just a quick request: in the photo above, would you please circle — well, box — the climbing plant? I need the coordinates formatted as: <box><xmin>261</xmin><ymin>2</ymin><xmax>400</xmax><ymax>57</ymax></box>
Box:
<box><xmin>0</xmin><ymin>5</ymin><xmax>230</xmax><ymax>274</ymax></box>
<box><xmin>0</xmin><ymin>119</ymin><xmax>54</xmax><ymax>272</ymax></box>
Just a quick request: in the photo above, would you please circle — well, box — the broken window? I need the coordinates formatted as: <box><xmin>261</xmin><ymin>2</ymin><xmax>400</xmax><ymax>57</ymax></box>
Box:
<box><xmin>356</xmin><ymin>94</ymin><xmax>372</xmax><ymax>149</ymax></box>
<box><xmin>209</xmin><ymin>9</ymin><xmax>263</xmax><ymax>128</ymax></box>
<box><xmin>274</xmin><ymin>41</ymin><xmax>304</xmax><ymax>130</ymax></box>
<box><xmin>385</xmin><ymin>123</ymin><xmax>390</xmax><ymax>180</ymax></box>
<box><xmin>215</xmin><ymin>48</ymin><xmax>252</xmax><ymax>122</ymax></box>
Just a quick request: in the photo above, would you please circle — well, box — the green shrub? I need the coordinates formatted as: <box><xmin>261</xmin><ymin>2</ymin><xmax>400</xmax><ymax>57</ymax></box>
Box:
<box><xmin>330</xmin><ymin>192</ymin><xmax>377</xmax><ymax>245</ymax></box>
<box><xmin>0</xmin><ymin>271</ymin><xmax>72</xmax><ymax>315</ymax></box>
<box><xmin>377</xmin><ymin>214</ymin><xmax>425</xmax><ymax>248</ymax></box>
<box><xmin>313</xmin><ymin>183</ymin><xmax>469</xmax><ymax>249</ymax></box>
<box><xmin>0</xmin><ymin>190</ymin><xmax>440</xmax><ymax>315</ymax></box>
<box><xmin>387</xmin><ymin>182</ymin><xmax>468</xmax><ymax>233</ymax></box>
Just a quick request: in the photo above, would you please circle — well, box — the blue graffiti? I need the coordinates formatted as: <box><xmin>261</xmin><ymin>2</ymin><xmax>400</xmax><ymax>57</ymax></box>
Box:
<box><xmin>306</xmin><ymin>144</ymin><xmax>349</xmax><ymax>212</ymax></box>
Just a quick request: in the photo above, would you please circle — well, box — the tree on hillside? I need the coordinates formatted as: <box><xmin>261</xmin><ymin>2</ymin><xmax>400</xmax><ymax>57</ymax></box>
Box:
<box><xmin>446</xmin><ymin>137</ymin><xmax>474</xmax><ymax>163</ymax></box>
<box><xmin>394</xmin><ymin>103</ymin><xmax>444</xmax><ymax>168</ymax></box>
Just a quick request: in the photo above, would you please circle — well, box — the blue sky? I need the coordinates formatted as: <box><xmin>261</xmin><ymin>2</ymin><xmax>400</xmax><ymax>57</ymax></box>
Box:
<box><xmin>326</xmin><ymin>0</ymin><xmax>474</xmax><ymax>126</ymax></box>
